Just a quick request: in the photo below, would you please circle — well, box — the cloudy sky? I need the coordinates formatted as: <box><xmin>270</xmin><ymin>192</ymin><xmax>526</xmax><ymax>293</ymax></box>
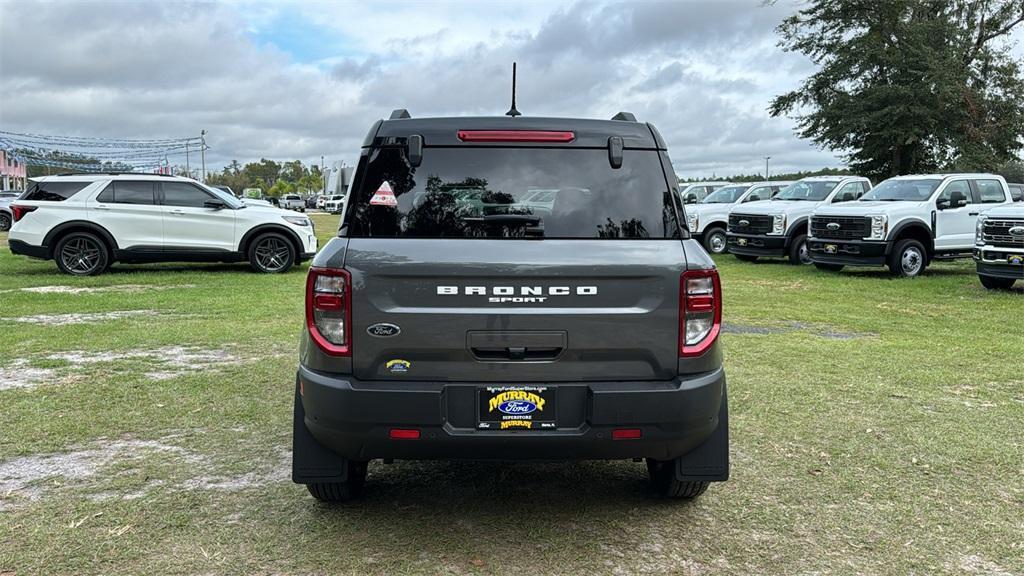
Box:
<box><xmin>1</xmin><ymin>0</ymin><xmax>1012</xmax><ymax>178</ymax></box>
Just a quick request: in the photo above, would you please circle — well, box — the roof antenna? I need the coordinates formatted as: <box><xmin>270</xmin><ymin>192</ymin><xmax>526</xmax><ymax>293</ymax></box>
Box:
<box><xmin>505</xmin><ymin>62</ymin><xmax>521</xmax><ymax>117</ymax></box>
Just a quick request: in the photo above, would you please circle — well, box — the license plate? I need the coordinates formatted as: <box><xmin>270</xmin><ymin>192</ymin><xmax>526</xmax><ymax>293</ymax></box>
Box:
<box><xmin>824</xmin><ymin>244</ymin><xmax>838</xmax><ymax>254</ymax></box>
<box><xmin>478</xmin><ymin>386</ymin><xmax>556</xmax><ymax>430</ymax></box>
<box><xmin>1008</xmin><ymin>255</ymin><xmax>1024</xmax><ymax>265</ymax></box>
<box><xmin>736</xmin><ymin>238</ymin><xmax>747</xmax><ymax>246</ymax></box>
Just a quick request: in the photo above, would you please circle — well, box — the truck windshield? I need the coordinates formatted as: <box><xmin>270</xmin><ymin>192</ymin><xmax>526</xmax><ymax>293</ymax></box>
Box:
<box><xmin>861</xmin><ymin>179</ymin><xmax>940</xmax><ymax>201</ymax></box>
<box><xmin>774</xmin><ymin>180</ymin><xmax>840</xmax><ymax>201</ymax></box>
<box><xmin>701</xmin><ymin>185</ymin><xmax>750</xmax><ymax>204</ymax></box>
<box><xmin>345</xmin><ymin>147</ymin><xmax>680</xmax><ymax>239</ymax></box>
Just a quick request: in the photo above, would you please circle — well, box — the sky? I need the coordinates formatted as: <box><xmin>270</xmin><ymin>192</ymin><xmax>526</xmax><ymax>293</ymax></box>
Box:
<box><xmin>0</xmin><ymin>1</ymin><xmax>1019</xmax><ymax>179</ymax></box>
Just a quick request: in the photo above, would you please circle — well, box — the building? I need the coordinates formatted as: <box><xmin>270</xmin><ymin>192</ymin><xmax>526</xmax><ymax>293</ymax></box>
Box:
<box><xmin>0</xmin><ymin>150</ymin><xmax>28</xmax><ymax>190</ymax></box>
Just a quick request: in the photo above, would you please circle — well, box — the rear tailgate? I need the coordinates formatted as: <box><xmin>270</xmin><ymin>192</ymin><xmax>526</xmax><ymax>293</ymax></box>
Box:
<box><xmin>347</xmin><ymin>239</ymin><xmax>685</xmax><ymax>382</ymax></box>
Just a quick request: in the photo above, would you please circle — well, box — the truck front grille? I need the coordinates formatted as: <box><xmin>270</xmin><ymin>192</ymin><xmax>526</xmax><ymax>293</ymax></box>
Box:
<box><xmin>983</xmin><ymin>219</ymin><xmax>1024</xmax><ymax>248</ymax></box>
<box><xmin>728</xmin><ymin>213</ymin><xmax>772</xmax><ymax>235</ymax></box>
<box><xmin>810</xmin><ymin>216</ymin><xmax>871</xmax><ymax>240</ymax></box>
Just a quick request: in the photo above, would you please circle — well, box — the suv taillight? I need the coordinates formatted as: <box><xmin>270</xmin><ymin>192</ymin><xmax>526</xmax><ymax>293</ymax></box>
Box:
<box><xmin>11</xmin><ymin>205</ymin><xmax>37</xmax><ymax>222</ymax></box>
<box><xmin>306</xmin><ymin>267</ymin><xmax>351</xmax><ymax>356</ymax></box>
<box><xmin>680</xmin><ymin>269</ymin><xmax>722</xmax><ymax>357</ymax></box>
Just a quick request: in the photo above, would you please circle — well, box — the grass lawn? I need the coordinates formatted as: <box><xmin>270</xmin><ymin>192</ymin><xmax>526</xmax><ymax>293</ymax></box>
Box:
<box><xmin>1</xmin><ymin>213</ymin><xmax>1022</xmax><ymax>575</ymax></box>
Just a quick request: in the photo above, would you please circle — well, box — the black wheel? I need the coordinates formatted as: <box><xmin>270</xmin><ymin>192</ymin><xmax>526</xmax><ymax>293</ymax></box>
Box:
<box><xmin>248</xmin><ymin>232</ymin><xmax>295</xmax><ymax>273</ymax></box>
<box><xmin>646</xmin><ymin>458</ymin><xmax>709</xmax><ymax>499</ymax></box>
<box><xmin>887</xmin><ymin>239</ymin><xmax>927</xmax><ymax>278</ymax></box>
<box><xmin>54</xmin><ymin>232</ymin><xmax>109</xmax><ymax>276</ymax></box>
<box><xmin>702</xmin><ymin>227</ymin><xmax>728</xmax><ymax>255</ymax></box>
<box><xmin>734</xmin><ymin>254</ymin><xmax>758</xmax><ymax>262</ymax></box>
<box><xmin>788</xmin><ymin>234</ymin><xmax>812</xmax><ymax>265</ymax></box>
<box><xmin>0</xmin><ymin>211</ymin><xmax>11</xmax><ymax>232</ymax></box>
<box><xmin>814</xmin><ymin>262</ymin><xmax>845</xmax><ymax>272</ymax></box>
<box><xmin>305</xmin><ymin>461</ymin><xmax>368</xmax><ymax>503</ymax></box>
<box><xmin>978</xmin><ymin>275</ymin><xmax>1016</xmax><ymax>290</ymax></box>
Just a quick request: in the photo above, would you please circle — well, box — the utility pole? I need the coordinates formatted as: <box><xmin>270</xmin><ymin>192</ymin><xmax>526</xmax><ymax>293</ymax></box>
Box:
<box><xmin>185</xmin><ymin>141</ymin><xmax>190</xmax><ymax>177</ymax></box>
<box><xmin>764</xmin><ymin>156</ymin><xmax>771</xmax><ymax>180</ymax></box>
<box><xmin>200</xmin><ymin>130</ymin><xmax>206</xmax><ymax>183</ymax></box>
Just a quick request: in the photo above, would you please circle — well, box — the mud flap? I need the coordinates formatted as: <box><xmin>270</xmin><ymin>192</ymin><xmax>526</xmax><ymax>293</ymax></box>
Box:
<box><xmin>674</xmin><ymin>385</ymin><xmax>729</xmax><ymax>482</ymax></box>
<box><xmin>292</xmin><ymin>377</ymin><xmax>351</xmax><ymax>484</ymax></box>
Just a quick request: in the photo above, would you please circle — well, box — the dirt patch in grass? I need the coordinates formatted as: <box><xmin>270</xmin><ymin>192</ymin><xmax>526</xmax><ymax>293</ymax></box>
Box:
<box><xmin>723</xmin><ymin>321</ymin><xmax>874</xmax><ymax>340</ymax></box>
<box><xmin>0</xmin><ymin>360</ymin><xmax>56</xmax><ymax>391</ymax></box>
<box><xmin>4</xmin><ymin>284</ymin><xmax>195</xmax><ymax>295</ymax></box>
<box><xmin>7</xmin><ymin>310</ymin><xmax>160</xmax><ymax>326</ymax></box>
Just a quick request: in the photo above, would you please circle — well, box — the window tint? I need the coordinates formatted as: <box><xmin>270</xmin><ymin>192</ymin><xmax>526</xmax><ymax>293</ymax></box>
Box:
<box><xmin>975</xmin><ymin>180</ymin><xmax>1006</xmax><ymax>203</ymax></box>
<box><xmin>937</xmin><ymin>180</ymin><xmax>972</xmax><ymax>205</ymax></box>
<box><xmin>162</xmin><ymin>182</ymin><xmax>212</xmax><ymax>207</ymax></box>
<box><xmin>1009</xmin><ymin>183</ymin><xmax>1023</xmax><ymax>202</ymax></box>
<box><xmin>22</xmin><ymin>180</ymin><xmax>90</xmax><ymax>202</ymax></box>
<box><xmin>346</xmin><ymin>147</ymin><xmax>679</xmax><ymax>239</ymax></box>
<box><xmin>98</xmin><ymin>181</ymin><xmax>156</xmax><ymax>205</ymax></box>
<box><xmin>832</xmin><ymin>182</ymin><xmax>864</xmax><ymax>203</ymax></box>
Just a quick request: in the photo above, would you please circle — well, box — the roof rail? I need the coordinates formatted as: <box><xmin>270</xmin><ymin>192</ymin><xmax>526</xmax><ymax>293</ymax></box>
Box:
<box><xmin>54</xmin><ymin>172</ymin><xmax>176</xmax><ymax>177</ymax></box>
<box><xmin>389</xmin><ymin>109</ymin><xmax>412</xmax><ymax>120</ymax></box>
<box><xmin>611</xmin><ymin>111</ymin><xmax>637</xmax><ymax>122</ymax></box>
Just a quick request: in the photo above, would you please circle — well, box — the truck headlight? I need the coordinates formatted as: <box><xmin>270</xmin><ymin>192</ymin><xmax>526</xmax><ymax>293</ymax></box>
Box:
<box><xmin>976</xmin><ymin>215</ymin><xmax>986</xmax><ymax>245</ymax></box>
<box><xmin>769</xmin><ymin>214</ymin><xmax>786</xmax><ymax>235</ymax></box>
<box><xmin>868</xmin><ymin>215</ymin><xmax>888</xmax><ymax>240</ymax></box>
<box><xmin>687</xmin><ymin>213</ymin><xmax>698</xmax><ymax>231</ymax></box>
<box><xmin>283</xmin><ymin>215</ymin><xmax>311</xmax><ymax>227</ymax></box>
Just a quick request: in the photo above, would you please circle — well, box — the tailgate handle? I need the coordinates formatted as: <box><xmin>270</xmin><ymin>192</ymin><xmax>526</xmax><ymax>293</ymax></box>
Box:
<box><xmin>470</xmin><ymin>346</ymin><xmax>563</xmax><ymax>361</ymax></box>
<box><xmin>467</xmin><ymin>331</ymin><xmax>566</xmax><ymax>362</ymax></box>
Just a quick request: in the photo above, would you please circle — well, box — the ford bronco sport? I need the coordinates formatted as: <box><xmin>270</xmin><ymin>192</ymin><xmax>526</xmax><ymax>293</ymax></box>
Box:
<box><xmin>292</xmin><ymin>110</ymin><xmax>729</xmax><ymax>502</ymax></box>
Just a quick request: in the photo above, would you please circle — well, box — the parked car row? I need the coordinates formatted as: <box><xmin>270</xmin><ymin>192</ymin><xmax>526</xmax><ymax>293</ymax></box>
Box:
<box><xmin>704</xmin><ymin>173</ymin><xmax>1023</xmax><ymax>290</ymax></box>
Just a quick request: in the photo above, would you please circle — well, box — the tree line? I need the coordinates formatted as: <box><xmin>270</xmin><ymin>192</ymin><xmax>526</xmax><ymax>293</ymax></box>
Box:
<box><xmin>205</xmin><ymin>159</ymin><xmax>325</xmax><ymax>197</ymax></box>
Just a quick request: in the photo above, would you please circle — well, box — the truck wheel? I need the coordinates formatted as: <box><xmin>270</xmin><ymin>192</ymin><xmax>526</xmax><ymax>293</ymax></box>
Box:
<box><xmin>788</xmin><ymin>234</ymin><xmax>812</xmax><ymax>265</ymax></box>
<box><xmin>814</xmin><ymin>263</ymin><xmax>844</xmax><ymax>272</ymax></box>
<box><xmin>305</xmin><ymin>461</ymin><xmax>368</xmax><ymax>502</ymax></box>
<box><xmin>646</xmin><ymin>458</ymin><xmax>710</xmax><ymax>499</ymax></box>
<box><xmin>248</xmin><ymin>232</ymin><xmax>295</xmax><ymax>273</ymax></box>
<box><xmin>887</xmin><ymin>239</ymin><xmax>926</xmax><ymax>278</ymax></box>
<box><xmin>702</xmin><ymin>227</ymin><xmax>728</xmax><ymax>255</ymax></box>
<box><xmin>978</xmin><ymin>275</ymin><xmax>1016</xmax><ymax>290</ymax></box>
<box><xmin>0</xmin><ymin>212</ymin><xmax>11</xmax><ymax>232</ymax></box>
<box><xmin>54</xmin><ymin>232</ymin><xmax>110</xmax><ymax>276</ymax></box>
<box><xmin>734</xmin><ymin>254</ymin><xmax>758</xmax><ymax>262</ymax></box>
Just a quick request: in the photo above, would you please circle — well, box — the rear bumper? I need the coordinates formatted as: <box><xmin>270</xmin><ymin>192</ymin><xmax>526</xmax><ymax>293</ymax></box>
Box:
<box><xmin>295</xmin><ymin>365</ymin><xmax>726</xmax><ymax>463</ymax></box>
<box><xmin>8</xmin><ymin>239</ymin><xmax>49</xmax><ymax>260</ymax></box>
<box><xmin>808</xmin><ymin>238</ymin><xmax>887</xmax><ymax>266</ymax></box>
<box><xmin>726</xmin><ymin>233</ymin><xmax>786</xmax><ymax>257</ymax></box>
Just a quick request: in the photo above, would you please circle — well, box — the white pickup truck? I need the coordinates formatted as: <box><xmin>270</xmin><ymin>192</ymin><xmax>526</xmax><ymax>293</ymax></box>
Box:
<box><xmin>280</xmin><ymin>194</ymin><xmax>306</xmax><ymax>212</ymax></box>
<box><xmin>685</xmin><ymin>181</ymin><xmax>793</xmax><ymax>255</ymax></box>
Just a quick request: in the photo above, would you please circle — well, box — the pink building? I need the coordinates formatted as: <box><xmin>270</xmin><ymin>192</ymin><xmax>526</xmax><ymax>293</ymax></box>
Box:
<box><xmin>0</xmin><ymin>150</ymin><xmax>28</xmax><ymax>190</ymax></box>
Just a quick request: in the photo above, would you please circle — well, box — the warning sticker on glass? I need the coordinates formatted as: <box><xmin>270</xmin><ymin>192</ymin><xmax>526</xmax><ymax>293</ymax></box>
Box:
<box><xmin>369</xmin><ymin>181</ymin><xmax>398</xmax><ymax>206</ymax></box>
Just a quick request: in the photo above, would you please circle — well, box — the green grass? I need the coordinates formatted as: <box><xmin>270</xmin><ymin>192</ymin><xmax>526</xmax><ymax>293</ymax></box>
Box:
<box><xmin>1</xmin><ymin>216</ymin><xmax>1022</xmax><ymax>575</ymax></box>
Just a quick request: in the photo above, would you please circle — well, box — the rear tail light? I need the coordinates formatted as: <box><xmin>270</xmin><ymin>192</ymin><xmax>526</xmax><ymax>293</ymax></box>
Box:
<box><xmin>306</xmin><ymin>267</ymin><xmax>351</xmax><ymax>356</ymax></box>
<box><xmin>680</xmin><ymin>269</ymin><xmax>722</xmax><ymax>357</ymax></box>
<box><xmin>11</xmin><ymin>205</ymin><xmax>37</xmax><ymax>222</ymax></box>
<box><xmin>457</xmin><ymin>130</ymin><xmax>575</xmax><ymax>143</ymax></box>
<box><xmin>612</xmin><ymin>428</ymin><xmax>642</xmax><ymax>440</ymax></box>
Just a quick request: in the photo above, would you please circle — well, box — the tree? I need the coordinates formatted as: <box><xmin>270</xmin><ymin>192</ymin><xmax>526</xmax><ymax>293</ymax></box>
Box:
<box><xmin>770</xmin><ymin>0</ymin><xmax>1024</xmax><ymax>179</ymax></box>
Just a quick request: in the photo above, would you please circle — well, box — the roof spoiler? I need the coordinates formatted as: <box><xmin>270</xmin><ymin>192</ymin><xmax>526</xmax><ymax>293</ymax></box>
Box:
<box><xmin>389</xmin><ymin>109</ymin><xmax>412</xmax><ymax>120</ymax></box>
<box><xmin>611</xmin><ymin>111</ymin><xmax>637</xmax><ymax>122</ymax></box>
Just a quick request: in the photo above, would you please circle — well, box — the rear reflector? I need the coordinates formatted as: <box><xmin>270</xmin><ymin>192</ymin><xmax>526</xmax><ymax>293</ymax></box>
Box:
<box><xmin>389</xmin><ymin>428</ymin><xmax>421</xmax><ymax>440</ymax></box>
<box><xmin>612</xmin><ymin>428</ymin><xmax>642</xmax><ymax>440</ymax></box>
<box><xmin>11</xmin><ymin>205</ymin><xmax>37</xmax><ymax>222</ymax></box>
<box><xmin>457</xmin><ymin>130</ymin><xmax>575</xmax><ymax>143</ymax></box>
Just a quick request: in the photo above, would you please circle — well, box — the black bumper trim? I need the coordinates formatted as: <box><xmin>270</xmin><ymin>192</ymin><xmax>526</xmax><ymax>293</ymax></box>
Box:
<box><xmin>294</xmin><ymin>366</ymin><xmax>727</xmax><ymax>463</ymax></box>
<box><xmin>808</xmin><ymin>239</ymin><xmax>887</xmax><ymax>266</ymax></box>
<box><xmin>976</xmin><ymin>262</ymin><xmax>1024</xmax><ymax>279</ymax></box>
<box><xmin>8</xmin><ymin>239</ymin><xmax>49</xmax><ymax>260</ymax></box>
<box><xmin>726</xmin><ymin>233</ymin><xmax>786</xmax><ymax>257</ymax></box>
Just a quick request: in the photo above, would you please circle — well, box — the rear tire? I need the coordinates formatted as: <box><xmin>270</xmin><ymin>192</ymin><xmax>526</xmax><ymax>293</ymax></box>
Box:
<box><xmin>53</xmin><ymin>232</ymin><xmax>109</xmax><ymax>276</ymax></box>
<box><xmin>978</xmin><ymin>275</ymin><xmax>1016</xmax><ymax>290</ymax></box>
<box><xmin>887</xmin><ymin>239</ymin><xmax>927</xmax><ymax>278</ymax></box>
<box><xmin>734</xmin><ymin>254</ymin><xmax>758</xmax><ymax>262</ymax></box>
<box><xmin>248</xmin><ymin>232</ymin><xmax>296</xmax><ymax>273</ymax></box>
<box><xmin>788</xmin><ymin>234</ymin><xmax>812</xmax><ymax>265</ymax></box>
<box><xmin>0</xmin><ymin>212</ymin><xmax>11</xmax><ymax>232</ymax></box>
<box><xmin>305</xmin><ymin>461</ymin><xmax>368</xmax><ymax>503</ymax></box>
<box><xmin>702</xmin><ymin>227</ymin><xmax>728</xmax><ymax>255</ymax></box>
<box><xmin>814</xmin><ymin>263</ymin><xmax>844</xmax><ymax>272</ymax></box>
<box><xmin>646</xmin><ymin>458</ymin><xmax>710</xmax><ymax>499</ymax></box>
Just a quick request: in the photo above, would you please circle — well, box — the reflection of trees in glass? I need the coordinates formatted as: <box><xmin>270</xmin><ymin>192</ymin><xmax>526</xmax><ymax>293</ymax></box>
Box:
<box><xmin>662</xmin><ymin>192</ymin><xmax>681</xmax><ymax>238</ymax></box>
<box><xmin>597</xmin><ymin>218</ymin><xmax>649</xmax><ymax>239</ymax></box>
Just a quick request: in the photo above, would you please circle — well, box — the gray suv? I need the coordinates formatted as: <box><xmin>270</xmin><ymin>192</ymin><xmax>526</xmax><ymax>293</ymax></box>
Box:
<box><xmin>292</xmin><ymin>110</ymin><xmax>728</xmax><ymax>502</ymax></box>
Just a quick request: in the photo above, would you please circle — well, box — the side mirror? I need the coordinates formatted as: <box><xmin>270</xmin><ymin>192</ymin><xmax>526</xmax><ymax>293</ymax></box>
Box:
<box><xmin>204</xmin><ymin>199</ymin><xmax>226</xmax><ymax>210</ymax></box>
<box><xmin>684</xmin><ymin>194</ymin><xmax>698</xmax><ymax>204</ymax></box>
<box><xmin>949</xmin><ymin>191</ymin><xmax>968</xmax><ymax>208</ymax></box>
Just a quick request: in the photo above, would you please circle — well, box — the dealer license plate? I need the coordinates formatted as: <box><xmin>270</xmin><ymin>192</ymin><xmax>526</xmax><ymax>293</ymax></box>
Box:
<box><xmin>478</xmin><ymin>386</ymin><xmax>556</xmax><ymax>430</ymax></box>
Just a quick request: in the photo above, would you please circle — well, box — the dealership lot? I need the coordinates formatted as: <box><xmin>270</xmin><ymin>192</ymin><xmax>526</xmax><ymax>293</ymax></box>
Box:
<box><xmin>0</xmin><ymin>212</ymin><xmax>1021</xmax><ymax>575</ymax></box>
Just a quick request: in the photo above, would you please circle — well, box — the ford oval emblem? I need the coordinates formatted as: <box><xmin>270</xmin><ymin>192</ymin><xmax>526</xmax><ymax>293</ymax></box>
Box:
<box><xmin>738</xmin><ymin>219</ymin><xmax>750</xmax><ymax>227</ymax></box>
<box><xmin>1009</xmin><ymin>226</ymin><xmax>1024</xmax><ymax>236</ymax></box>
<box><xmin>498</xmin><ymin>400</ymin><xmax>537</xmax><ymax>415</ymax></box>
<box><xmin>366</xmin><ymin>323</ymin><xmax>401</xmax><ymax>338</ymax></box>
<box><xmin>827</xmin><ymin>222</ymin><xmax>841</xmax><ymax>231</ymax></box>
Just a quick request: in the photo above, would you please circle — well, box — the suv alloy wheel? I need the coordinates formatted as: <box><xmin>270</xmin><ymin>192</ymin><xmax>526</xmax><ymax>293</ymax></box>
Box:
<box><xmin>54</xmin><ymin>232</ymin><xmax>109</xmax><ymax>276</ymax></box>
<box><xmin>249</xmin><ymin>232</ymin><xmax>296</xmax><ymax>273</ymax></box>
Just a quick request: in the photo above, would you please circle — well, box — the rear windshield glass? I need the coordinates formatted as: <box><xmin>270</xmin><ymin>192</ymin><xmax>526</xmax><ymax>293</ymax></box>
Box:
<box><xmin>345</xmin><ymin>147</ymin><xmax>680</xmax><ymax>239</ymax></box>
<box><xmin>22</xmin><ymin>180</ymin><xmax>91</xmax><ymax>202</ymax></box>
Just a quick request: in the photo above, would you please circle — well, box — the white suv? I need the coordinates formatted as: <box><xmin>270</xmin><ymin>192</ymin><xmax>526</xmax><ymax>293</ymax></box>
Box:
<box><xmin>726</xmin><ymin>175</ymin><xmax>873</xmax><ymax>264</ymax></box>
<box><xmin>809</xmin><ymin>174</ymin><xmax>1015</xmax><ymax>277</ymax></box>
<box><xmin>323</xmin><ymin>194</ymin><xmax>346</xmax><ymax>214</ymax></box>
<box><xmin>8</xmin><ymin>174</ymin><xmax>317</xmax><ymax>276</ymax></box>
<box><xmin>685</xmin><ymin>181</ymin><xmax>793</xmax><ymax>254</ymax></box>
